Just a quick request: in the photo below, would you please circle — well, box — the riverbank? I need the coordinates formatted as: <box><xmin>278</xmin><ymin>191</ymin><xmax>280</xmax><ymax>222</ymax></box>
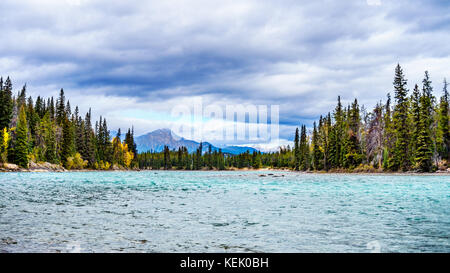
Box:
<box><xmin>1</xmin><ymin>162</ymin><xmax>450</xmax><ymax>175</ymax></box>
<box><xmin>0</xmin><ymin>162</ymin><xmax>67</xmax><ymax>172</ymax></box>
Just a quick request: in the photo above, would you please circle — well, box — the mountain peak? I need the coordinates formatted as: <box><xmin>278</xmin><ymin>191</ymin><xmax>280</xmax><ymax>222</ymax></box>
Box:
<box><xmin>149</xmin><ymin>128</ymin><xmax>172</xmax><ymax>135</ymax></box>
<box><xmin>135</xmin><ymin>128</ymin><xmax>258</xmax><ymax>154</ymax></box>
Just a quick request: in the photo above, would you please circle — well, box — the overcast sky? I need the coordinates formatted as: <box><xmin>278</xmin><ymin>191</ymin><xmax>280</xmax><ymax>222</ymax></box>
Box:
<box><xmin>1</xmin><ymin>0</ymin><xmax>449</xmax><ymax>149</ymax></box>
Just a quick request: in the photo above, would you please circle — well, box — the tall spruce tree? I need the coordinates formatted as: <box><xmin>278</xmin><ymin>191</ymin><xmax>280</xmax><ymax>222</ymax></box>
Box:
<box><xmin>299</xmin><ymin>125</ymin><xmax>309</xmax><ymax>170</ymax></box>
<box><xmin>42</xmin><ymin>112</ymin><xmax>57</xmax><ymax>163</ymax></box>
<box><xmin>311</xmin><ymin>122</ymin><xmax>322</xmax><ymax>170</ymax></box>
<box><xmin>195</xmin><ymin>142</ymin><xmax>203</xmax><ymax>170</ymax></box>
<box><xmin>61</xmin><ymin>115</ymin><xmax>75</xmax><ymax>167</ymax></box>
<box><xmin>163</xmin><ymin>145</ymin><xmax>170</xmax><ymax>169</ymax></box>
<box><xmin>415</xmin><ymin>72</ymin><xmax>434</xmax><ymax>172</ymax></box>
<box><xmin>125</xmin><ymin>128</ymin><xmax>137</xmax><ymax>160</ymax></box>
<box><xmin>344</xmin><ymin>99</ymin><xmax>363</xmax><ymax>168</ymax></box>
<box><xmin>102</xmin><ymin>118</ymin><xmax>113</xmax><ymax>164</ymax></box>
<box><xmin>35</xmin><ymin>96</ymin><xmax>44</xmax><ymax>118</ymax></box>
<box><xmin>294</xmin><ymin>127</ymin><xmax>300</xmax><ymax>170</ymax></box>
<box><xmin>390</xmin><ymin>64</ymin><xmax>410</xmax><ymax>171</ymax></box>
<box><xmin>177</xmin><ymin>147</ymin><xmax>183</xmax><ymax>169</ymax></box>
<box><xmin>331</xmin><ymin>96</ymin><xmax>344</xmax><ymax>168</ymax></box>
<box><xmin>66</xmin><ymin>101</ymin><xmax>71</xmax><ymax>118</ymax></box>
<box><xmin>49</xmin><ymin>97</ymin><xmax>55</xmax><ymax>121</ymax></box>
<box><xmin>131</xmin><ymin>127</ymin><xmax>137</xmax><ymax>157</ymax></box>
<box><xmin>56</xmin><ymin>89</ymin><xmax>65</xmax><ymax>125</ymax></box>
<box><xmin>382</xmin><ymin>93</ymin><xmax>393</xmax><ymax>169</ymax></box>
<box><xmin>323</xmin><ymin>113</ymin><xmax>332</xmax><ymax>170</ymax></box>
<box><xmin>0</xmin><ymin>77</ymin><xmax>13</xmax><ymax>130</ymax></box>
<box><xmin>409</xmin><ymin>84</ymin><xmax>421</xmax><ymax>165</ymax></box>
<box><xmin>437</xmin><ymin>79</ymin><xmax>449</xmax><ymax>163</ymax></box>
<box><xmin>84</xmin><ymin>109</ymin><xmax>95</xmax><ymax>166</ymax></box>
<box><xmin>218</xmin><ymin>149</ymin><xmax>225</xmax><ymax>170</ymax></box>
<box><xmin>15</xmin><ymin>105</ymin><xmax>29</xmax><ymax>168</ymax></box>
<box><xmin>26</xmin><ymin>96</ymin><xmax>39</xmax><ymax>149</ymax></box>
<box><xmin>74</xmin><ymin>107</ymin><xmax>86</xmax><ymax>157</ymax></box>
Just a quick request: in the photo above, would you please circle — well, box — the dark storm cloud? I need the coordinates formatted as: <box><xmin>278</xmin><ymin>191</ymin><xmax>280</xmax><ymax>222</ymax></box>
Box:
<box><xmin>386</xmin><ymin>0</ymin><xmax>450</xmax><ymax>33</ymax></box>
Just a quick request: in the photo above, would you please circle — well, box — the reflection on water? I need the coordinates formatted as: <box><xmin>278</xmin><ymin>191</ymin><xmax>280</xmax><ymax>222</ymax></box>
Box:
<box><xmin>0</xmin><ymin>171</ymin><xmax>449</xmax><ymax>253</ymax></box>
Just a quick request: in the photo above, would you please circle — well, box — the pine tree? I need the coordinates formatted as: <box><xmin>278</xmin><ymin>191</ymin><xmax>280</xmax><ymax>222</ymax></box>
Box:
<box><xmin>131</xmin><ymin>127</ymin><xmax>137</xmax><ymax>157</ymax></box>
<box><xmin>409</xmin><ymin>84</ymin><xmax>421</xmax><ymax>165</ymax></box>
<box><xmin>299</xmin><ymin>125</ymin><xmax>309</xmax><ymax>170</ymax></box>
<box><xmin>49</xmin><ymin>97</ymin><xmax>55</xmax><ymax>121</ymax></box>
<box><xmin>437</xmin><ymin>79</ymin><xmax>449</xmax><ymax>163</ymax></box>
<box><xmin>344</xmin><ymin>99</ymin><xmax>363</xmax><ymax>168</ymax></box>
<box><xmin>102</xmin><ymin>118</ymin><xmax>113</xmax><ymax>164</ymax></box>
<box><xmin>42</xmin><ymin>112</ymin><xmax>57</xmax><ymax>163</ymax></box>
<box><xmin>311</xmin><ymin>122</ymin><xmax>322</xmax><ymax>170</ymax></box>
<box><xmin>317</xmin><ymin>116</ymin><xmax>324</xmax><ymax>169</ymax></box>
<box><xmin>15</xmin><ymin>105</ymin><xmax>29</xmax><ymax>168</ymax></box>
<box><xmin>383</xmin><ymin>93</ymin><xmax>393</xmax><ymax>170</ymax></box>
<box><xmin>66</xmin><ymin>100</ymin><xmax>71</xmax><ymax>117</ymax></box>
<box><xmin>0</xmin><ymin>77</ymin><xmax>13</xmax><ymax>130</ymax></box>
<box><xmin>26</xmin><ymin>96</ymin><xmax>39</xmax><ymax>150</ymax></box>
<box><xmin>125</xmin><ymin>128</ymin><xmax>137</xmax><ymax>160</ymax></box>
<box><xmin>390</xmin><ymin>64</ymin><xmax>410</xmax><ymax>171</ymax></box>
<box><xmin>323</xmin><ymin>113</ymin><xmax>332</xmax><ymax>170</ymax></box>
<box><xmin>251</xmin><ymin>151</ymin><xmax>261</xmax><ymax>169</ymax></box>
<box><xmin>163</xmin><ymin>145</ymin><xmax>171</xmax><ymax>170</ymax></box>
<box><xmin>84</xmin><ymin>109</ymin><xmax>95</xmax><ymax>166</ymax></box>
<box><xmin>177</xmin><ymin>147</ymin><xmax>183</xmax><ymax>169</ymax></box>
<box><xmin>294</xmin><ymin>127</ymin><xmax>300</xmax><ymax>170</ymax></box>
<box><xmin>207</xmin><ymin>144</ymin><xmax>213</xmax><ymax>169</ymax></box>
<box><xmin>74</xmin><ymin>107</ymin><xmax>86</xmax><ymax>157</ymax></box>
<box><xmin>195</xmin><ymin>142</ymin><xmax>203</xmax><ymax>170</ymax></box>
<box><xmin>415</xmin><ymin>72</ymin><xmax>434</xmax><ymax>172</ymax></box>
<box><xmin>56</xmin><ymin>88</ymin><xmax>65</xmax><ymax>125</ymax></box>
<box><xmin>61</xmin><ymin>115</ymin><xmax>75</xmax><ymax>167</ymax></box>
<box><xmin>218</xmin><ymin>149</ymin><xmax>225</xmax><ymax>170</ymax></box>
<box><xmin>35</xmin><ymin>96</ymin><xmax>44</xmax><ymax>118</ymax></box>
<box><xmin>112</xmin><ymin>128</ymin><xmax>123</xmax><ymax>165</ymax></box>
<box><xmin>330</xmin><ymin>96</ymin><xmax>344</xmax><ymax>168</ymax></box>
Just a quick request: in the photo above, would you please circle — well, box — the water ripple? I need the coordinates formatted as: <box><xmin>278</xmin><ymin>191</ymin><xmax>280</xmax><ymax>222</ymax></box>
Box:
<box><xmin>0</xmin><ymin>171</ymin><xmax>449</xmax><ymax>253</ymax></box>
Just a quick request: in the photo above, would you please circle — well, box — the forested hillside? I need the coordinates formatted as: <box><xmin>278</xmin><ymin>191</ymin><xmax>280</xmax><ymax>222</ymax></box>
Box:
<box><xmin>1</xmin><ymin>64</ymin><xmax>449</xmax><ymax>172</ymax></box>
<box><xmin>0</xmin><ymin>80</ymin><xmax>137</xmax><ymax>170</ymax></box>
<box><xmin>259</xmin><ymin>64</ymin><xmax>449</xmax><ymax>173</ymax></box>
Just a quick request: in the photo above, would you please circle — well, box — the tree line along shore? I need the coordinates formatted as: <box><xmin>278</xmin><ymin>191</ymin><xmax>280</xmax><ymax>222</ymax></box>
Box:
<box><xmin>0</xmin><ymin>64</ymin><xmax>449</xmax><ymax>173</ymax></box>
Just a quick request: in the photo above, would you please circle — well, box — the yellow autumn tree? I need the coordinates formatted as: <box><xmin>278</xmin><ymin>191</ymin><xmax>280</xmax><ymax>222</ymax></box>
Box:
<box><xmin>108</xmin><ymin>136</ymin><xmax>134</xmax><ymax>169</ymax></box>
<box><xmin>122</xmin><ymin>143</ymin><xmax>134</xmax><ymax>168</ymax></box>
<box><xmin>112</xmin><ymin>136</ymin><xmax>124</xmax><ymax>165</ymax></box>
<box><xmin>0</xmin><ymin>128</ymin><xmax>10</xmax><ymax>163</ymax></box>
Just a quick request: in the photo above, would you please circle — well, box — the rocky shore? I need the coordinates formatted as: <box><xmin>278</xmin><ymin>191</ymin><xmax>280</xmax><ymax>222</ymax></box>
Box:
<box><xmin>0</xmin><ymin>162</ymin><xmax>66</xmax><ymax>172</ymax></box>
<box><xmin>0</xmin><ymin>162</ymin><xmax>138</xmax><ymax>172</ymax></box>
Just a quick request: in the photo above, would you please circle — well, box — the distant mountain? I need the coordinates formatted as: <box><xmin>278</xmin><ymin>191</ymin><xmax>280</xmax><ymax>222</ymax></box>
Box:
<box><xmin>220</xmin><ymin>146</ymin><xmax>258</xmax><ymax>155</ymax></box>
<box><xmin>134</xmin><ymin>128</ymin><xmax>197</xmax><ymax>153</ymax></box>
<box><xmin>134</xmin><ymin>128</ymin><xmax>258</xmax><ymax>155</ymax></box>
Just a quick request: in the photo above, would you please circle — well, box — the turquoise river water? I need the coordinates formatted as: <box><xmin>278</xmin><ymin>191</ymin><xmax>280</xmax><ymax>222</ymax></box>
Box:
<box><xmin>0</xmin><ymin>171</ymin><xmax>449</xmax><ymax>252</ymax></box>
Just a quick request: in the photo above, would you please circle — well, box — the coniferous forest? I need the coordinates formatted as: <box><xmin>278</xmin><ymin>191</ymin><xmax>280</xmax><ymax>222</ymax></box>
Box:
<box><xmin>258</xmin><ymin>64</ymin><xmax>449</xmax><ymax>173</ymax></box>
<box><xmin>0</xmin><ymin>81</ymin><xmax>137</xmax><ymax>170</ymax></box>
<box><xmin>0</xmin><ymin>64</ymin><xmax>449</xmax><ymax>172</ymax></box>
